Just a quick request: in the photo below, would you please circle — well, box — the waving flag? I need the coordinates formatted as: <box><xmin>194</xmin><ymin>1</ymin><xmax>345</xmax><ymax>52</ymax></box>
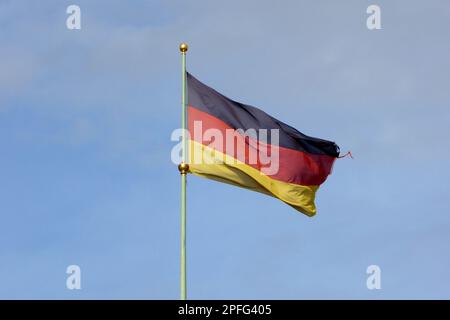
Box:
<box><xmin>186</xmin><ymin>73</ymin><xmax>339</xmax><ymax>217</ymax></box>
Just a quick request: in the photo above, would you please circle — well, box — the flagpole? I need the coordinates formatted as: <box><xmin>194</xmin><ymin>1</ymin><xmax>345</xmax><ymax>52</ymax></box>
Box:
<box><xmin>178</xmin><ymin>43</ymin><xmax>189</xmax><ymax>300</ymax></box>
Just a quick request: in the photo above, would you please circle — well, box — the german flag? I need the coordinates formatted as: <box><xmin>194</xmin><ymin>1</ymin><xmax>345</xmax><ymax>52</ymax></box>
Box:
<box><xmin>187</xmin><ymin>73</ymin><xmax>339</xmax><ymax>217</ymax></box>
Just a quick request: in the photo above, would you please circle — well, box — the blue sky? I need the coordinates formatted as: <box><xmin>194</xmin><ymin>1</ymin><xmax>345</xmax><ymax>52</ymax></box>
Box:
<box><xmin>1</xmin><ymin>0</ymin><xmax>450</xmax><ymax>299</ymax></box>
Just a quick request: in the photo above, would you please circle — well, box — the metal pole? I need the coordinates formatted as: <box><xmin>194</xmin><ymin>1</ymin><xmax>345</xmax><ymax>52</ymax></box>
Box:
<box><xmin>178</xmin><ymin>43</ymin><xmax>189</xmax><ymax>300</ymax></box>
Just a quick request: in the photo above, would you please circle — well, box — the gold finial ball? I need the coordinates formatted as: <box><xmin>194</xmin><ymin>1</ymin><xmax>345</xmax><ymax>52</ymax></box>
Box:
<box><xmin>179</xmin><ymin>43</ymin><xmax>189</xmax><ymax>52</ymax></box>
<box><xmin>178</xmin><ymin>162</ymin><xmax>190</xmax><ymax>174</ymax></box>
